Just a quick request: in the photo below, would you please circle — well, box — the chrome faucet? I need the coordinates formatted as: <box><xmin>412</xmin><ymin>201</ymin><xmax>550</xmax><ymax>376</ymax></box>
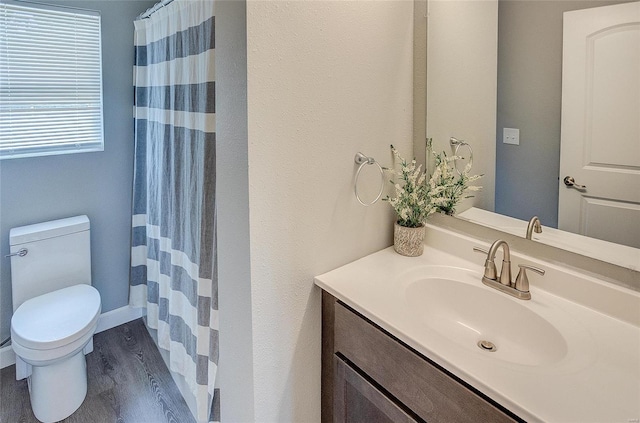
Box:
<box><xmin>526</xmin><ymin>216</ymin><xmax>542</xmax><ymax>240</ymax></box>
<box><xmin>485</xmin><ymin>239</ymin><xmax>512</xmax><ymax>286</ymax></box>
<box><xmin>473</xmin><ymin>240</ymin><xmax>545</xmax><ymax>300</ymax></box>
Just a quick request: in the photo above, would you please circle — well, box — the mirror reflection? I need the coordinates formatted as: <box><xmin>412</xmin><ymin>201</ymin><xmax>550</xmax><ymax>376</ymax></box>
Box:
<box><xmin>426</xmin><ymin>0</ymin><xmax>639</xmax><ymax>266</ymax></box>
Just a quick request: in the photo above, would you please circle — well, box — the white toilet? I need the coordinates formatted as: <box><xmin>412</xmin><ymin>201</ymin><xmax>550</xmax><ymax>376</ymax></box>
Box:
<box><xmin>9</xmin><ymin>215</ymin><xmax>101</xmax><ymax>423</ymax></box>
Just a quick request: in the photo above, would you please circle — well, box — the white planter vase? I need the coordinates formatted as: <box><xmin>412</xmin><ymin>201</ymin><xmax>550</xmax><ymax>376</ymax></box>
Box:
<box><xmin>393</xmin><ymin>222</ymin><xmax>425</xmax><ymax>257</ymax></box>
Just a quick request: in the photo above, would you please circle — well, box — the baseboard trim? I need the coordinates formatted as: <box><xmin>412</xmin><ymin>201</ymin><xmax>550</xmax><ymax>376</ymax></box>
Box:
<box><xmin>0</xmin><ymin>305</ymin><xmax>146</xmax><ymax>370</ymax></box>
<box><xmin>95</xmin><ymin>304</ymin><xmax>145</xmax><ymax>333</ymax></box>
<box><xmin>0</xmin><ymin>345</ymin><xmax>13</xmax><ymax>370</ymax></box>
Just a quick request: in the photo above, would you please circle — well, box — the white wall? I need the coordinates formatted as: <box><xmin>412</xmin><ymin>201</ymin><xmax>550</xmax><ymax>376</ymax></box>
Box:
<box><xmin>215</xmin><ymin>1</ymin><xmax>255</xmax><ymax>422</ymax></box>
<box><xmin>245</xmin><ymin>1</ymin><xmax>414</xmax><ymax>421</ymax></box>
<box><xmin>426</xmin><ymin>0</ymin><xmax>498</xmax><ymax>212</ymax></box>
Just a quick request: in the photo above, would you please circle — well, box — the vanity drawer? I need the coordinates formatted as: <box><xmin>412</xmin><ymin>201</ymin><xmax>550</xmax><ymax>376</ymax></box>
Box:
<box><xmin>333</xmin><ymin>301</ymin><xmax>518</xmax><ymax>423</ymax></box>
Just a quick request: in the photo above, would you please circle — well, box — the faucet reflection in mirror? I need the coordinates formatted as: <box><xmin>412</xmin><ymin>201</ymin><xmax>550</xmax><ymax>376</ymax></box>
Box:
<box><xmin>526</xmin><ymin>216</ymin><xmax>542</xmax><ymax>240</ymax></box>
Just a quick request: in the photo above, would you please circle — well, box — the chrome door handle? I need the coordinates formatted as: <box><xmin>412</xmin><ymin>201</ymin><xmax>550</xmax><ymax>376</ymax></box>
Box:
<box><xmin>4</xmin><ymin>248</ymin><xmax>28</xmax><ymax>258</ymax></box>
<box><xmin>563</xmin><ymin>176</ymin><xmax>586</xmax><ymax>190</ymax></box>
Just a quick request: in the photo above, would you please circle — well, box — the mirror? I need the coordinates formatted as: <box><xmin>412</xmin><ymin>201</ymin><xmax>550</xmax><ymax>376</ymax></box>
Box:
<box><xmin>425</xmin><ymin>0</ymin><xmax>639</xmax><ymax>270</ymax></box>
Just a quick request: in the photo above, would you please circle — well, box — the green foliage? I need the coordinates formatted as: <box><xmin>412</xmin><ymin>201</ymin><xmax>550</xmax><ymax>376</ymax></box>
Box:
<box><xmin>429</xmin><ymin>151</ymin><xmax>483</xmax><ymax>215</ymax></box>
<box><xmin>384</xmin><ymin>146</ymin><xmax>482</xmax><ymax>226</ymax></box>
<box><xmin>385</xmin><ymin>145</ymin><xmax>436</xmax><ymax>228</ymax></box>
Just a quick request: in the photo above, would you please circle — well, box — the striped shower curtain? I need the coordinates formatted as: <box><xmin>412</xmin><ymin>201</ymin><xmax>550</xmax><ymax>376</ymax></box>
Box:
<box><xmin>129</xmin><ymin>1</ymin><xmax>218</xmax><ymax>422</ymax></box>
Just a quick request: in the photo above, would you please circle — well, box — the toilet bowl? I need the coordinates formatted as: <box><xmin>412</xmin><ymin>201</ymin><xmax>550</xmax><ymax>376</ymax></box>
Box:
<box><xmin>9</xmin><ymin>215</ymin><xmax>101</xmax><ymax>423</ymax></box>
<box><xmin>11</xmin><ymin>284</ymin><xmax>101</xmax><ymax>423</ymax></box>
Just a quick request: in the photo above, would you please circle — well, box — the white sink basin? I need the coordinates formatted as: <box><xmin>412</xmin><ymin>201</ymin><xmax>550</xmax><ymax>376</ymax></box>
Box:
<box><xmin>400</xmin><ymin>266</ymin><xmax>568</xmax><ymax>366</ymax></box>
<box><xmin>315</xmin><ymin>224</ymin><xmax>640</xmax><ymax>422</ymax></box>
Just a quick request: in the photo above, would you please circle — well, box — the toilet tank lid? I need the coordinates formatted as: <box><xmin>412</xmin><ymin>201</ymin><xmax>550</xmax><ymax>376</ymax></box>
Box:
<box><xmin>10</xmin><ymin>215</ymin><xmax>90</xmax><ymax>246</ymax></box>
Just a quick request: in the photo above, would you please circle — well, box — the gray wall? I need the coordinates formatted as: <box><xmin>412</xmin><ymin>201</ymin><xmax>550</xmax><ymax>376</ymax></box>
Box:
<box><xmin>0</xmin><ymin>0</ymin><xmax>156</xmax><ymax>342</ymax></box>
<box><xmin>494</xmin><ymin>0</ymin><xmax>631</xmax><ymax>227</ymax></box>
<box><xmin>215</xmin><ymin>0</ymin><xmax>256</xmax><ymax>420</ymax></box>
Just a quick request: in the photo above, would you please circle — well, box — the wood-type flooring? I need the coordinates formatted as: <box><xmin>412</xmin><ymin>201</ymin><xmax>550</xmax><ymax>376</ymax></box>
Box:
<box><xmin>0</xmin><ymin>318</ymin><xmax>196</xmax><ymax>423</ymax></box>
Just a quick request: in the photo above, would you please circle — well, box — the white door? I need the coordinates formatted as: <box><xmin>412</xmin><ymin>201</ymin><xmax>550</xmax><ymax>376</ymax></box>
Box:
<box><xmin>558</xmin><ymin>1</ymin><xmax>640</xmax><ymax>249</ymax></box>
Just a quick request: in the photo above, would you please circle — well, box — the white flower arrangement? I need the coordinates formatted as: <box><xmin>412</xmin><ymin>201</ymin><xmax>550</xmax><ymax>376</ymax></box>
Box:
<box><xmin>385</xmin><ymin>145</ymin><xmax>437</xmax><ymax>228</ymax></box>
<box><xmin>385</xmin><ymin>146</ymin><xmax>483</xmax><ymax>226</ymax></box>
<box><xmin>428</xmin><ymin>151</ymin><xmax>483</xmax><ymax>215</ymax></box>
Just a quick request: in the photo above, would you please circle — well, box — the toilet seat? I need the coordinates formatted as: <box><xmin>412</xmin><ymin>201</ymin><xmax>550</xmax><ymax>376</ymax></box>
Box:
<box><xmin>11</xmin><ymin>284</ymin><xmax>101</xmax><ymax>351</ymax></box>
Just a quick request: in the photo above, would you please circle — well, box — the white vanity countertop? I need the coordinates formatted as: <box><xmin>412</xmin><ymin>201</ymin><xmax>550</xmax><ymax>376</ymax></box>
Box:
<box><xmin>314</xmin><ymin>224</ymin><xmax>640</xmax><ymax>423</ymax></box>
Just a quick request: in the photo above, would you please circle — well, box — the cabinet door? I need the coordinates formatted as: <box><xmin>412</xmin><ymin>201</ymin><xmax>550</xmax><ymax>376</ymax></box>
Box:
<box><xmin>334</xmin><ymin>357</ymin><xmax>419</xmax><ymax>423</ymax></box>
<box><xmin>333</xmin><ymin>301</ymin><xmax>519</xmax><ymax>423</ymax></box>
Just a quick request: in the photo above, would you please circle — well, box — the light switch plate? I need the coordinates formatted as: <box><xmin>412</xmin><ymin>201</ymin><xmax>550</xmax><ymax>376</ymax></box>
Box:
<box><xmin>503</xmin><ymin>128</ymin><xmax>520</xmax><ymax>145</ymax></box>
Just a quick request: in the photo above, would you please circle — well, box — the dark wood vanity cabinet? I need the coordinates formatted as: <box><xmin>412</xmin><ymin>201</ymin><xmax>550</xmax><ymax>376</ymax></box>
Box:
<box><xmin>334</xmin><ymin>356</ymin><xmax>418</xmax><ymax>423</ymax></box>
<box><xmin>322</xmin><ymin>291</ymin><xmax>521</xmax><ymax>423</ymax></box>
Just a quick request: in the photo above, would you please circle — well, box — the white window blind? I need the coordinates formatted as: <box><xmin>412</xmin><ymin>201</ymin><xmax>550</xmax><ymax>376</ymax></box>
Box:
<box><xmin>0</xmin><ymin>1</ymin><xmax>103</xmax><ymax>159</ymax></box>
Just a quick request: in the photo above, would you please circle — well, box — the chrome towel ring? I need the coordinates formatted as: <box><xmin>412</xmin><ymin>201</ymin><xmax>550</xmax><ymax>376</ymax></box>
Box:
<box><xmin>354</xmin><ymin>152</ymin><xmax>385</xmax><ymax>206</ymax></box>
<box><xmin>450</xmin><ymin>137</ymin><xmax>473</xmax><ymax>175</ymax></box>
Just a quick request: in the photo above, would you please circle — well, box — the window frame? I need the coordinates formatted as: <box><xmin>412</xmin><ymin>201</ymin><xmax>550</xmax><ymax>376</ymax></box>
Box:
<box><xmin>0</xmin><ymin>0</ymin><xmax>104</xmax><ymax>160</ymax></box>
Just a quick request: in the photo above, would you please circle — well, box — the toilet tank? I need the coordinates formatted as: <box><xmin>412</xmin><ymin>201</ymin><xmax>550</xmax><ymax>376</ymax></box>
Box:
<box><xmin>10</xmin><ymin>216</ymin><xmax>91</xmax><ymax>312</ymax></box>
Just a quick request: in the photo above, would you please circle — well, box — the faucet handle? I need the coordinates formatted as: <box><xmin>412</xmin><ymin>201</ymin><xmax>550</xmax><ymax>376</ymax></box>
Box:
<box><xmin>473</xmin><ymin>247</ymin><xmax>488</xmax><ymax>254</ymax></box>
<box><xmin>472</xmin><ymin>246</ymin><xmax>497</xmax><ymax>280</ymax></box>
<box><xmin>515</xmin><ymin>264</ymin><xmax>545</xmax><ymax>293</ymax></box>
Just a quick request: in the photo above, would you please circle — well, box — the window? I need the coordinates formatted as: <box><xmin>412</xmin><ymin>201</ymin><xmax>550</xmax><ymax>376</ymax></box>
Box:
<box><xmin>0</xmin><ymin>1</ymin><xmax>103</xmax><ymax>159</ymax></box>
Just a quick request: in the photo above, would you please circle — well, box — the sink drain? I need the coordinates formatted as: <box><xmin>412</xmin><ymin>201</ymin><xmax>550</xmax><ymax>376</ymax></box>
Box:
<box><xmin>477</xmin><ymin>340</ymin><xmax>497</xmax><ymax>352</ymax></box>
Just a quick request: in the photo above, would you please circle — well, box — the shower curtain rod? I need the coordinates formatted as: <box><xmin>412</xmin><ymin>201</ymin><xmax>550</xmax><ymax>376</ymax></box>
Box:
<box><xmin>136</xmin><ymin>0</ymin><xmax>174</xmax><ymax>20</ymax></box>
